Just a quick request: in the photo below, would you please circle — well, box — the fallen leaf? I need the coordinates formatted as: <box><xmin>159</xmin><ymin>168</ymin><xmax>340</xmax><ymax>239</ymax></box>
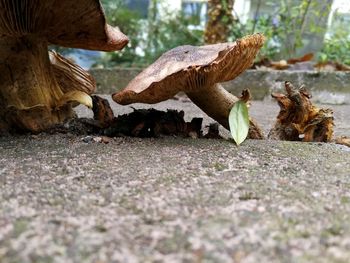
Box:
<box><xmin>229</xmin><ymin>101</ymin><xmax>249</xmax><ymax>145</ymax></box>
<box><xmin>287</xmin><ymin>53</ymin><xmax>314</xmax><ymax>64</ymax></box>
<box><xmin>315</xmin><ymin>61</ymin><xmax>350</xmax><ymax>72</ymax></box>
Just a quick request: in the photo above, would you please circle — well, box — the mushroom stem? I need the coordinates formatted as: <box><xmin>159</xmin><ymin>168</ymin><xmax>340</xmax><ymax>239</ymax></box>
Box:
<box><xmin>186</xmin><ymin>83</ymin><xmax>237</xmax><ymax>129</ymax></box>
<box><xmin>0</xmin><ymin>36</ymin><xmax>76</xmax><ymax>132</ymax></box>
<box><xmin>186</xmin><ymin>83</ymin><xmax>264</xmax><ymax>139</ymax></box>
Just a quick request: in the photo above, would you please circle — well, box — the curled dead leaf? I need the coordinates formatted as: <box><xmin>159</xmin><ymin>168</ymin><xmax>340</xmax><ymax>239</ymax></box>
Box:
<box><xmin>287</xmin><ymin>53</ymin><xmax>314</xmax><ymax>64</ymax></box>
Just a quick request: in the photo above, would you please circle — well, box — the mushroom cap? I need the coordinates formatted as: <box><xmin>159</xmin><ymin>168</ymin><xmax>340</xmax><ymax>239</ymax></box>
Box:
<box><xmin>113</xmin><ymin>33</ymin><xmax>265</xmax><ymax>105</ymax></box>
<box><xmin>0</xmin><ymin>0</ymin><xmax>128</xmax><ymax>51</ymax></box>
<box><xmin>49</xmin><ymin>51</ymin><xmax>96</xmax><ymax>95</ymax></box>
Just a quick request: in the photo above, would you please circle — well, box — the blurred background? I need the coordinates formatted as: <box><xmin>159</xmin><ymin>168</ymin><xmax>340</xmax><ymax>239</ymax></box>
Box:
<box><xmin>54</xmin><ymin>0</ymin><xmax>350</xmax><ymax>69</ymax></box>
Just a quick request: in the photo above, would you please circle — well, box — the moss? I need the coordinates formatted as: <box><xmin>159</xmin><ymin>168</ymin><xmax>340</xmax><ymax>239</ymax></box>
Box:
<box><xmin>322</xmin><ymin>224</ymin><xmax>343</xmax><ymax>237</ymax></box>
<box><xmin>12</xmin><ymin>219</ymin><xmax>28</xmax><ymax>238</ymax></box>
<box><xmin>213</xmin><ymin>162</ymin><xmax>228</xmax><ymax>172</ymax></box>
<box><xmin>340</xmin><ymin>196</ymin><xmax>350</xmax><ymax>204</ymax></box>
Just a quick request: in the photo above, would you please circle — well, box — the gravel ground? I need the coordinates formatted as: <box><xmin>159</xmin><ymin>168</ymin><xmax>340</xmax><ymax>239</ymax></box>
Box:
<box><xmin>1</xmin><ymin>98</ymin><xmax>350</xmax><ymax>263</ymax></box>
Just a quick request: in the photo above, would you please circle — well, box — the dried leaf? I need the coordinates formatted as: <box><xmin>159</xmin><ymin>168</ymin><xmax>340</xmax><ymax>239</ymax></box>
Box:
<box><xmin>287</xmin><ymin>53</ymin><xmax>314</xmax><ymax>64</ymax></box>
<box><xmin>229</xmin><ymin>101</ymin><xmax>249</xmax><ymax>145</ymax></box>
<box><xmin>315</xmin><ymin>61</ymin><xmax>350</xmax><ymax>72</ymax></box>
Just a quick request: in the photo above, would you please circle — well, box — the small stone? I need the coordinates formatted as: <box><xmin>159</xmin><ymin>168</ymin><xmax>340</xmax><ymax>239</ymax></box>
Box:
<box><xmin>101</xmin><ymin>136</ymin><xmax>111</xmax><ymax>144</ymax></box>
<box><xmin>81</xmin><ymin>136</ymin><xmax>94</xmax><ymax>143</ymax></box>
<box><xmin>93</xmin><ymin>137</ymin><xmax>103</xmax><ymax>143</ymax></box>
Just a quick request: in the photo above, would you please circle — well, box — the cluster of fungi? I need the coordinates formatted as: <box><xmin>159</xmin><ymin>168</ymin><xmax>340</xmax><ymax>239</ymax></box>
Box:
<box><xmin>0</xmin><ymin>0</ymin><xmax>346</xmax><ymax>146</ymax></box>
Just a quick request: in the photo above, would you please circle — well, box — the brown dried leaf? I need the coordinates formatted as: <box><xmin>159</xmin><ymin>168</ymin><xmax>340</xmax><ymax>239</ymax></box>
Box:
<box><xmin>315</xmin><ymin>61</ymin><xmax>350</xmax><ymax>72</ymax></box>
<box><xmin>287</xmin><ymin>53</ymin><xmax>314</xmax><ymax>64</ymax></box>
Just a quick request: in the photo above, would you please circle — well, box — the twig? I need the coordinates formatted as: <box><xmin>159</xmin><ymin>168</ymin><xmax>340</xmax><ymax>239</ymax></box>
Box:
<box><xmin>251</xmin><ymin>0</ymin><xmax>262</xmax><ymax>34</ymax></box>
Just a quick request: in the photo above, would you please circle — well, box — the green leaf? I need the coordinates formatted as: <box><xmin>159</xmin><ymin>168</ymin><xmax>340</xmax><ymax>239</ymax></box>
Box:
<box><xmin>229</xmin><ymin>101</ymin><xmax>249</xmax><ymax>145</ymax></box>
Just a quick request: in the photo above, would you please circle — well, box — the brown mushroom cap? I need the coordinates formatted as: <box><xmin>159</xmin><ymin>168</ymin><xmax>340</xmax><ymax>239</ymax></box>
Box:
<box><xmin>113</xmin><ymin>33</ymin><xmax>265</xmax><ymax>104</ymax></box>
<box><xmin>0</xmin><ymin>0</ymin><xmax>128</xmax><ymax>51</ymax></box>
<box><xmin>49</xmin><ymin>51</ymin><xmax>96</xmax><ymax>95</ymax></box>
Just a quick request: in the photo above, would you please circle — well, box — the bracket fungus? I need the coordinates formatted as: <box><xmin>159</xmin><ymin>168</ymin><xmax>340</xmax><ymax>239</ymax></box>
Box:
<box><xmin>268</xmin><ymin>81</ymin><xmax>334</xmax><ymax>142</ymax></box>
<box><xmin>0</xmin><ymin>0</ymin><xmax>128</xmax><ymax>132</ymax></box>
<box><xmin>112</xmin><ymin>34</ymin><xmax>265</xmax><ymax>137</ymax></box>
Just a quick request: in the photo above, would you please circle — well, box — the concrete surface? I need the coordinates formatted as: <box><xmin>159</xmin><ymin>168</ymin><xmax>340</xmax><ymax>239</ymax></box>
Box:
<box><xmin>90</xmin><ymin>69</ymin><xmax>350</xmax><ymax>104</ymax></box>
<box><xmin>1</xmin><ymin>98</ymin><xmax>350</xmax><ymax>263</ymax></box>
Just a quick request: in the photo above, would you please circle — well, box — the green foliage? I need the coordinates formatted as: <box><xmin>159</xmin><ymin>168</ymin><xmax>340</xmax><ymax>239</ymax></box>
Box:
<box><xmin>96</xmin><ymin>0</ymin><xmax>349</xmax><ymax>67</ymax></box>
<box><xmin>275</xmin><ymin>0</ymin><xmax>333</xmax><ymax>58</ymax></box>
<box><xmin>143</xmin><ymin>13</ymin><xmax>203</xmax><ymax>62</ymax></box>
<box><xmin>318</xmin><ymin>38</ymin><xmax>350</xmax><ymax>66</ymax></box>
<box><xmin>230</xmin><ymin>0</ymin><xmax>332</xmax><ymax>60</ymax></box>
<box><xmin>95</xmin><ymin>0</ymin><xmax>203</xmax><ymax>68</ymax></box>
<box><xmin>232</xmin><ymin>14</ymin><xmax>281</xmax><ymax>59</ymax></box>
<box><xmin>318</xmin><ymin>12</ymin><xmax>350</xmax><ymax>65</ymax></box>
<box><xmin>98</xmin><ymin>0</ymin><xmax>143</xmax><ymax>67</ymax></box>
<box><xmin>228</xmin><ymin>101</ymin><xmax>249</xmax><ymax>146</ymax></box>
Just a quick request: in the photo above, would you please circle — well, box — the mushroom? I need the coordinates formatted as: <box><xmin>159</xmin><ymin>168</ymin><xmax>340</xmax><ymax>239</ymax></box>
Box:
<box><xmin>0</xmin><ymin>0</ymin><xmax>128</xmax><ymax>132</ymax></box>
<box><xmin>112</xmin><ymin>34</ymin><xmax>264</xmax><ymax>135</ymax></box>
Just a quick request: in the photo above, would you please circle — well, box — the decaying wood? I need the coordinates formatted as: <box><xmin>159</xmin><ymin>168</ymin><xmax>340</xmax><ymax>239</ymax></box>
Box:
<box><xmin>102</xmin><ymin>109</ymin><xmax>202</xmax><ymax>138</ymax></box>
<box><xmin>204</xmin><ymin>123</ymin><xmax>223</xmax><ymax>139</ymax></box>
<box><xmin>269</xmin><ymin>81</ymin><xmax>334</xmax><ymax>142</ymax></box>
<box><xmin>335</xmin><ymin>136</ymin><xmax>350</xmax><ymax>147</ymax></box>
<box><xmin>92</xmin><ymin>96</ymin><xmax>115</xmax><ymax>128</ymax></box>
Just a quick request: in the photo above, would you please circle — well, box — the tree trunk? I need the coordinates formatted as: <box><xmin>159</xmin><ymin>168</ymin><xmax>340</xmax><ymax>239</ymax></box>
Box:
<box><xmin>147</xmin><ymin>0</ymin><xmax>159</xmax><ymax>52</ymax></box>
<box><xmin>204</xmin><ymin>0</ymin><xmax>235</xmax><ymax>44</ymax></box>
<box><xmin>0</xmin><ymin>36</ymin><xmax>73</xmax><ymax>132</ymax></box>
<box><xmin>296</xmin><ymin>0</ymin><xmax>333</xmax><ymax>57</ymax></box>
<box><xmin>282</xmin><ymin>0</ymin><xmax>334</xmax><ymax>57</ymax></box>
